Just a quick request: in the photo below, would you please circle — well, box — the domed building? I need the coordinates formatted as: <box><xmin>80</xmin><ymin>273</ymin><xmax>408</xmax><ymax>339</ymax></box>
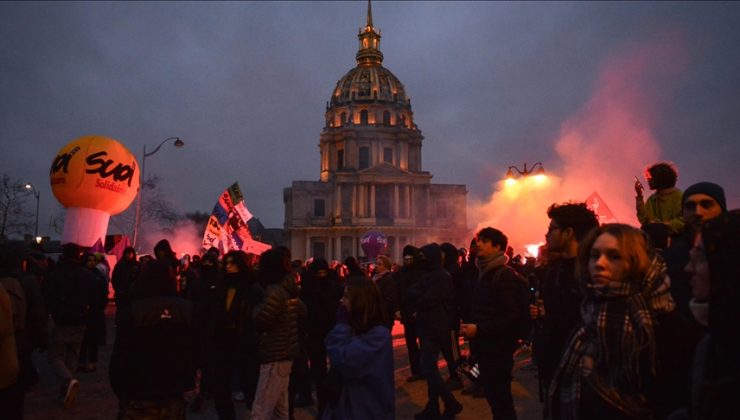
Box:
<box><xmin>283</xmin><ymin>2</ymin><xmax>468</xmax><ymax>262</ymax></box>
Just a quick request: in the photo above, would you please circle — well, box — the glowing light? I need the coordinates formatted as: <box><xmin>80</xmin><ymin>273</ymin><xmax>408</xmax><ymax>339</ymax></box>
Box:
<box><xmin>533</xmin><ymin>174</ymin><xmax>547</xmax><ymax>184</ymax></box>
<box><xmin>525</xmin><ymin>241</ymin><xmax>544</xmax><ymax>259</ymax></box>
<box><xmin>505</xmin><ymin>178</ymin><xmax>517</xmax><ymax>187</ymax></box>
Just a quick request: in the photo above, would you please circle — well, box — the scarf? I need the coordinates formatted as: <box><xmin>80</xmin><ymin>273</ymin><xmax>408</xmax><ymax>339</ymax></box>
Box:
<box><xmin>475</xmin><ymin>253</ymin><xmax>508</xmax><ymax>280</ymax></box>
<box><xmin>548</xmin><ymin>254</ymin><xmax>675</xmax><ymax>420</ymax></box>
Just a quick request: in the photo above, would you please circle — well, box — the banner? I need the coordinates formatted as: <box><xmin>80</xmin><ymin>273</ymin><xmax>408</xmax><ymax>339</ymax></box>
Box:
<box><xmin>585</xmin><ymin>191</ymin><xmax>618</xmax><ymax>224</ymax></box>
<box><xmin>202</xmin><ymin>183</ymin><xmax>271</xmax><ymax>255</ymax></box>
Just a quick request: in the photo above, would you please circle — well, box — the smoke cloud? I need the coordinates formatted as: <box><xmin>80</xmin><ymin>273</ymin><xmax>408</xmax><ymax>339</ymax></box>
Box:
<box><xmin>139</xmin><ymin>219</ymin><xmax>204</xmax><ymax>258</ymax></box>
<box><xmin>470</xmin><ymin>31</ymin><xmax>688</xmax><ymax>254</ymax></box>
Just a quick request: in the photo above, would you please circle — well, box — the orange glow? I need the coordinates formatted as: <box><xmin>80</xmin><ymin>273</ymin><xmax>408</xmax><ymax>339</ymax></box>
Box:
<box><xmin>524</xmin><ymin>242</ymin><xmax>544</xmax><ymax>259</ymax></box>
<box><xmin>533</xmin><ymin>174</ymin><xmax>547</xmax><ymax>183</ymax></box>
<box><xmin>505</xmin><ymin>178</ymin><xmax>517</xmax><ymax>187</ymax></box>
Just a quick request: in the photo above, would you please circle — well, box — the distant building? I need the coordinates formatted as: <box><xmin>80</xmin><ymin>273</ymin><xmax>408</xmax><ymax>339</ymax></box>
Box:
<box><xmin>283</xmin><ymin>2</ymin><xmax>468</xmax><ymax>262</ymax></box>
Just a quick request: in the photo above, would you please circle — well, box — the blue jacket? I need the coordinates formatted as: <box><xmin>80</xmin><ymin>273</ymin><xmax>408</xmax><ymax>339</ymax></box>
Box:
<box><xmin>322</xmin><ymin>323</ymin><xmax>394</xmax><ymax>420</ymax></box>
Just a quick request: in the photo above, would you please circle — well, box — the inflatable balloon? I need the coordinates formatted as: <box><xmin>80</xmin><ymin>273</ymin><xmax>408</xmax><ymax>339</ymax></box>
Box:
<box><xmin>360</xmin><ymin>230</ymin><xmax>388</xmax><ymax>260</ymax></box>
<box><xmin>50</xmin><ymin>135</ymin><xmax>139</xmax><ymax>247</ymax></box>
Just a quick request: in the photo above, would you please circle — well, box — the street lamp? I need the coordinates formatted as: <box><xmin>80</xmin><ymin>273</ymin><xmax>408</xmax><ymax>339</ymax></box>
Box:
<box><xmin>24</xmin><ymin>183</ymin><xmax>40</xmax><ymax>238</ymax></box>
<box><xmin>505</xmin><ymin>162</ymin><xmax>546</xmax><ymax>184</ymax></box>
<box><xmin>132</xmin><ymin>137</ymin><xmax>184</xmax><ymax>248</ymax></box>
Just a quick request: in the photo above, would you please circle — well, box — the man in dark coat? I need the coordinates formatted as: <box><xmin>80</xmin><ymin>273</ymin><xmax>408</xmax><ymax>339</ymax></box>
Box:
<box><xmin>408</xmin><ymin>243</ymin><xmax>463</xmax><ymax>420</ymax></box>
<box><xmin>46</xmin><ymin>243</ymin><xmax>95</xmax><ymax>409</ymax></box>
<box><xmin>111</xmin><ymin>246</ymin><xmax>139</xmax><ymax>326</ymax></box>
<box><xmin>396</xmin><ymin>245</ymin><xmax>424</xmax><ymax>382</ymax></box>
<box><xmin>664</xmin><ymin>182</ymin><xmax>727</xmax><ymax>320</ymax></box>
<box><xmin>530</xmin><ymin>202</ymin><xmax>598</xmax><ymax>395</ymax></box>
<box><xmin>461</xmin><ymin>228</ymin><xmax>529</xmax><ymax>420</ymax></box>
<box><xmin>300</xmin><ymin>257</ymin><xmax>342</xmax><ymax>416</ymax></box>
<box><xmin>109</xmin><ymin>259</ymin><xmax>195</xmax><ymax>418</ymax></box>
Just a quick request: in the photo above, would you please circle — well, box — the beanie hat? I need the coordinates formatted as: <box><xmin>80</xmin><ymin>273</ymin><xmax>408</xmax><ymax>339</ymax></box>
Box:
<box><xmin>683</xmin><ymin>182</ymin><xmax>727</xmax><ymax>212</ymax></box>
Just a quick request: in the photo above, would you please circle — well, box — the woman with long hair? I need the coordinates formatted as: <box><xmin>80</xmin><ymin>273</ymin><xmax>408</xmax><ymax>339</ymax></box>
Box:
<box><xmin>322</xmin><ymin>278</ymin><xmax>393</xmax><ymax>420</ymax></box>
<box><xmin>548</xmin><ymin>223</ymin><xmax>700</xmax><ymax>420</ymax></box>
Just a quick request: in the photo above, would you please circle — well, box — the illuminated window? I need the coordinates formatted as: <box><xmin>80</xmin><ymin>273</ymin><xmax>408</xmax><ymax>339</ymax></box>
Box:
<box><xmin>360</xmin><ymin>110</ymin><xmax>368</xmax><ymax>125</ymax></box>
<box><xmin>383</xmin><ymin>147</ymin><xmax>393</xmax><ymax>164</ymax></box>
<box><xmin>314</xmin><ymin>199</ymin><xmax>325</xmax><ymax>217</ymax></box>
<box><xmin>359</xmin><ymin>147</ymin><xmax>370</xmax><ymax>169</ymax></box>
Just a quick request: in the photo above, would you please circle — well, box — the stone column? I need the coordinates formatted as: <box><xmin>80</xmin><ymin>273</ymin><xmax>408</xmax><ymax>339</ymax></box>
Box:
<box><xmin>394</xmin><ymin>184</ymin><xmax>400</xmax><ymax>218</ymax></box>
<box><xmin>370</xmin><ymin>185</ymin><xmax>376</xmax><ymax>218</ymax></box>
<box><xmin>351</xmin><ymin>184</ymin><xmax>357</xmax><ymax>217</ymax></box>
<box><xmin>359</xmin><ymin>185</ymin><xmax>366</xmax><ymax>217</ymax></box>
<box><xmin>335</xmin><ymin>184</ymin><xmax>341</xmax><ymax>216</ymax></box>
<box><xmin>352</xmin><ymin>236</ymin><xmax>358</xmax><ymax>258</ymax></box>
<box><xmin>328</xmin><ymin>235</ymin><xmax>334</xmax><ymax>260</ymax></box>
<box><xmin>404</xmin><ymin>185</ymin><xmax>411</xmax><ymax>219</ymax></box>
<box><xmin>305</xmin><ymin>237</ymin><xmax>311</xmax><ymax>260</ymax></box>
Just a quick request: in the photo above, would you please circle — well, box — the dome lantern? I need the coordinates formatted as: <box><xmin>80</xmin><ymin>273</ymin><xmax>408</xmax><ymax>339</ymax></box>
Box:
<box><xmin>356</xmin><ymin>0</ymin><xmax>383</xmax><ymax>66</ymax></box>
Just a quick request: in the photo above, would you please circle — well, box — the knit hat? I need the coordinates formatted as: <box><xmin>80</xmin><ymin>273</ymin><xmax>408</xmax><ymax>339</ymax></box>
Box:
<box><xmin>683</xmin><ymin>182</ymin><xmax>727</xmax><ymax>212</ymax></box>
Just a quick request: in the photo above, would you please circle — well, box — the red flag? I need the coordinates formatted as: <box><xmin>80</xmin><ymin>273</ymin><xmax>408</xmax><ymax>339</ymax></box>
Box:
<box><xmin>108</xmin><ymin>236</ymin><xmax>130</xmax><ymax>262</ymax></box>
<box><xmin>585</xmin><ymin>191</ymin><xmax>618</xmax><ymax>224</ymax></box>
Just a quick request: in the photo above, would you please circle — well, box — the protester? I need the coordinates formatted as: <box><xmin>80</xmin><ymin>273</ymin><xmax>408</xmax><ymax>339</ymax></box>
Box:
<box><xmin>300</xmin><ymin>257</ymin><xmax>342</xmax><ymax>416</ymax></box>
<box><xmin>461</xmin><ymin>228</ymin><xmax>529</xmax><ymax>420</ymax></box>
<box><xmin>321</xmin><ymin>277</ymin><xmax>394</xmax><ymax>419</ymax></box>
<box><xmin>208</xmin><ymin>250</ymin><xmax>261</xmax><ymax>419</ymax></box>
<box><xmin>664</xmin><ymin>182</ymin><xmax>727</xmax><ymax>320</ymax></box>
<box><xmin>251</xmin><ymin>248</ymin><xmax>306</xmax><ymax>420</ymax></box>
<box><xmin>676</xmin><ymin>211</ymin><xmax>740</xmax><ymax>420</ymax></box>
<box><xmin>111</xmin><ymin>246</ymin><xmax>139</xmax><ymax>326</ymax></box>
<box><xmin>396</xmin><ymin>245</ymin><xmax>424</xmax><ymax>383</ymax></box>
<box><xmin>109</xmin><ymin>259</ymin><xmax>196</xmax><ymax>419</ymax></box>
<box><xmin>635</xmin><ymin>161</ymin><xmax>684</xmax><ymax>234</ymax></box>
<box><xmin>440</xmin><ymin>242</ymin><xmax>463</xmax><ymax>391</ymax></box>
<box><xmin>548</xmin><ymin>224</ymin><xmax>700</xmax><ymax>419</ymax></box>
<box><xmin>45</xmin><ymin>243</ymin><xmax>95</xmax><ymax>409</ymax></box>
<box><xmin>530</xmin><ymin>203</ymin><xmax>599</xmax><ymax>398</ymax></box>
<box><xmin>0</xmin><ymin>248</ymin><xmax>25</xmax><ymax>420</ymax></box>
<box><xmin>77</xmin><ymin>253</ymin><xmax>108</xmax><ymax>373</ymax></box>
<box><xmin>408</xmin><ymin>243</ymin><xmax>463</xmax><ymax>420</ymax></box>
<box><xmin>372</xmin><ymin>254</ymin><xmax>397</xmax><ymax>330</ymax></box>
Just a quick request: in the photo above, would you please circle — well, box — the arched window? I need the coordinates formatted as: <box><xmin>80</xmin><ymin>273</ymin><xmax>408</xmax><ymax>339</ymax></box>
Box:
<box><xmin>383</xmin><ymin>111</ymin><xmax>391</xmax><ymax>126</ymax></box>
<box><xmin>340</xmin><ymin>112</ymin><xmax>347</xmax><ymax>126</ymax></box>
<box><xmin>360</xmin><ymin>110</ymin><xmax>368</xmax><ymax>125</ymax></box>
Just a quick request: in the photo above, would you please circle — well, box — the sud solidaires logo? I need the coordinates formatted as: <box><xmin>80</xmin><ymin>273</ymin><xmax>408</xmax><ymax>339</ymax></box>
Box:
<box><xmin>50</xmin><ymin>147</ymin><xmax>137</xmax><ymax>193</ymax></box>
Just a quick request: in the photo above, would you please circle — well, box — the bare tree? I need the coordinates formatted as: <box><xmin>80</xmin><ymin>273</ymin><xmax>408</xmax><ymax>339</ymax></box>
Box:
<box><xmin>0</xmin><ymin>173</ymin><xmax>34</xmax><ymax>240</ymax></box>
<box><xmin>110</xmin><ymin>175</ymin><xmax>180</xmax><ymax>238</ymax></box>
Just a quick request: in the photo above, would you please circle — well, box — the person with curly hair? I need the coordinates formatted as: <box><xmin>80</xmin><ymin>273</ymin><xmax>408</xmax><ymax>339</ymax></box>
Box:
<box><xmin>635</xmin><ymin>161</ymin><xmax>684</xmax><ymax>235</ymax></box>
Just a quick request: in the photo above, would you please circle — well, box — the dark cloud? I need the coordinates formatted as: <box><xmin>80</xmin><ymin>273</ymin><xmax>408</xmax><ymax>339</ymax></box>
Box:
<box><xmin>1</xmin><ymin>1</ymin><xmax>739</xmax><ymax>237</ymax></box>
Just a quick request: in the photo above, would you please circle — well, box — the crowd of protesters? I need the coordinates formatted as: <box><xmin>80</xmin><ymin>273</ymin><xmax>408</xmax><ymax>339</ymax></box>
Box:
<box><xmin>0</xmin><ymin>163</ymin><xmax>738</xmax><ymax>420</ymax></box>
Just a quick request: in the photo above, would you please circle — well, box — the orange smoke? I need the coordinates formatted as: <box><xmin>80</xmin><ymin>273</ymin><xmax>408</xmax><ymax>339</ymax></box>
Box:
<box><xmin>471</xmin><ymin>30</ymin><xmax>688</xmax><ymax>254</ymax></box>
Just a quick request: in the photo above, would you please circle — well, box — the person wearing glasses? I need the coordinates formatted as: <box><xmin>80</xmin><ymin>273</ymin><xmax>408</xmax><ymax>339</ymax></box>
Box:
<box><xmin>530</xmin><ymin>203</ymin><xmax>599</xmax><ymax>400</ymax></box>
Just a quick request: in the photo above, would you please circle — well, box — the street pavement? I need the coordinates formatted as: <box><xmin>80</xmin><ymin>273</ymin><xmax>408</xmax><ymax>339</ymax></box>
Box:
<box><xmin>25</xmin><ymin>304</ymin><xmax>543</xmax><ymax>419</ymax></box>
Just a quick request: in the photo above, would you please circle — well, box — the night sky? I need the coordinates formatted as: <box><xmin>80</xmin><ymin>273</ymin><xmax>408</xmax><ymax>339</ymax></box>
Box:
<box><xmin>2</xmin><ymin>1</ymin><xmax>739</xmax><ymax>244</ymax></box>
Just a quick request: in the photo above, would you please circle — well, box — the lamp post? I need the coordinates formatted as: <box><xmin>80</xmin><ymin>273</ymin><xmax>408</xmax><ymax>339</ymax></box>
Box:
<box><xmin>24</xmin><ymin>183</ymin><xmax>40</xmax><ymax>239</ymax></box>
<box><xmin>132</xmin><ymin>137</ymin><xmax>184</xmax><ymax>248</ymax></box>
<box><xmin>505</xmin><ymin>162</ymin><xmax>546</xmax><ymax>180</ymax></box>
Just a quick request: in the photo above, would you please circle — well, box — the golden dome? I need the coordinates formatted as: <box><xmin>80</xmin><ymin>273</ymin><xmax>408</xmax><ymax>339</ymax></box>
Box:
<box><xmin>330</xmin><ymin>65</ymin><xmax>409</xmax><ymax>107</ymax></box>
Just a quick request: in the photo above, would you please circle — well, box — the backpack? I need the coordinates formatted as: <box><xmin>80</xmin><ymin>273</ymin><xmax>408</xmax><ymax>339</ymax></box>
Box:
<box><xmin>493</xmin><ymin>266</ymin><xmax>532</xmax><ymax>341</ymax></box>
<box><xmin>0</xmin><ymin>277</ymin><xmax>26</xmax><ymax>332</ymax></box>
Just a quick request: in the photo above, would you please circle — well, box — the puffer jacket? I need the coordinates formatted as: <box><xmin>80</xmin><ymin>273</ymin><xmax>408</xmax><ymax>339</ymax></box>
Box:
<box><xmin>253</xmin><ymin>275</ymin><xmax>306</xmax><ymax>363</ymax></box>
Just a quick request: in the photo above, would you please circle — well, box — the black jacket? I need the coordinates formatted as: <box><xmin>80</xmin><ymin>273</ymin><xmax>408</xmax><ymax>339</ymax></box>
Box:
<box><xmin>300</xmin><ymin>270</ymin><xmax>342</xmax><ymax>342</ymax></box>
<box><xmin>470</xmin><ymin>263</ymin><xmax>528</xmax><ymax>354</ymax></box>
<box><xmin>253</xmin><ymin>275</ymin><xmax>306</xmax><ymax>363</ymax></box>
<box><xmin>109</xmin><ymin>295</ymin><xmax>195</xmax><ymax>400</ymax></box>
<box><xmin>407</xmin><ymin>267</ymin><xmax>454</xmax><ymax>341</ymax></box>
<box><xmin>46</xmin><ymin>259</ymin><xmax>96</xmax><ymax>327</ymax></box>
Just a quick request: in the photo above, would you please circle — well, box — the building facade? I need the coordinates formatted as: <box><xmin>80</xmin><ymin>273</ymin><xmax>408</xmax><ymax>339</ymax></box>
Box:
<box><xmin>283</xmin><ymin>3</ymin><xmax>468</xmax><ymax>262</ymax></box>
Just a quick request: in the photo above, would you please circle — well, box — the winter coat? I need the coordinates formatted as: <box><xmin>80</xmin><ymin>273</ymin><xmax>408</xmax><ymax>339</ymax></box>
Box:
<box><xmin>46</xmin><ymin>259</ymin><xmax>96</xmax><ymax>327</ymax></box>
<box><xmin>373</xmin><ymin>271</ymin><xmax>397</xmax><ymax>329</ymax></box>
<box><xmin>109</xmin><ymin>295</ymin><xmax>195</xmax><ymax>400</ymax></box>
<box><xmin>300</xmin><ymin>271</ymin><xmax>342</xmax><ymax>343</ymax></box>
<box><xmin>406</xmin><ymin>267</ymin><xmax>454</xmax><ymax>341</ymax></box>
<box><xmin>0</xmin><ymin>284</ymin><xmax>18</xmax><ymax>389</ymax></box>
<box><xmin>395</xmin><ymin>265</ymin><xmax>422</xmax><ymax>324</ymax></box>
<box><xmin>322</xmin><ymin>323</ymin><xmax>394</xmax><ymax>420</ymax></box>
<box><xmin>470</xmin><ymin>264</ymin><xmax>528</xmax><ymax>355</ymax></box>
<box><xmin>253</xmin><ymin>275</ymin><xmax>306</xmax><ymax>363</ymax></box>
